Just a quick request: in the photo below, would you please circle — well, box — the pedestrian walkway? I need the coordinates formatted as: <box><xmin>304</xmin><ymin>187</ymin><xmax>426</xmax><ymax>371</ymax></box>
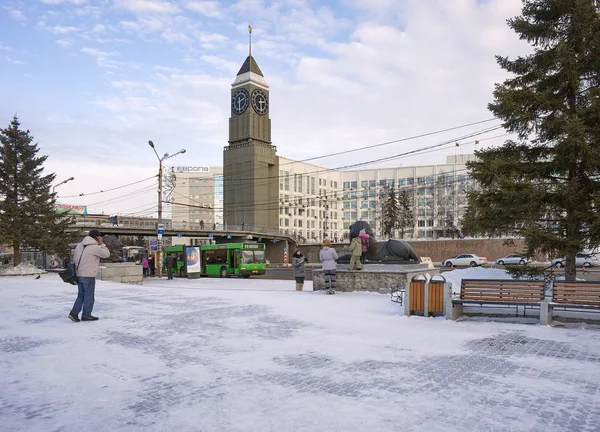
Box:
<box><xmin>1</xmin><ymin>276</ymin><xmax>600</xmax><ymax>431</ymax></box>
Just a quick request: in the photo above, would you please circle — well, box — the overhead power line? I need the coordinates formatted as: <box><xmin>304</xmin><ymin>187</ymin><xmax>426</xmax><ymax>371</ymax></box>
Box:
<box><xmin>58</xmin><ymin>175</ymin><xmax>157</xmax><ymax>199</ymax></box>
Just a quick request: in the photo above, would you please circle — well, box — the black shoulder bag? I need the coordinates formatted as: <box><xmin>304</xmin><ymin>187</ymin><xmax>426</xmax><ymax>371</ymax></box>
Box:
<box><xmin>59</xmin><ymin>245</ymin><xmax>88</xmax><ymax>285</ymax></box>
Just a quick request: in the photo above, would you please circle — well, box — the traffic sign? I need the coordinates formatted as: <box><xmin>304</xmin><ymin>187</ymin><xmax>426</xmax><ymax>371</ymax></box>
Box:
<box><xmin>208</xmin><ymin>233</ymin><xmax>213</xmax><ymax>239</ymax></box>
<box><xmin>283</xmin><ymin>247</ymin><xmax>287</xmax><ymax>252</ymax></box>
<box><xmin>157</xmin><ymin>233</ymin><xmax>163</xmax><ymax>240</ymax></box>
<box><xmin>177</xmin><ymin>233</ymin><xmax>182</xmax><ymax>238</ymax></box>
<box><xmin>227</xmin><ymin>234</ymin><xmax>232</xmax><ymax>239</ymax></box>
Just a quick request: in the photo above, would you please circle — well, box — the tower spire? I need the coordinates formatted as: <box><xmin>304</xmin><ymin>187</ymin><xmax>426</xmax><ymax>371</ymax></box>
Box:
<box><xmin>248</xmin><ymin>25</ymin><xmax>252</xmax><ymax>57</ymax></box>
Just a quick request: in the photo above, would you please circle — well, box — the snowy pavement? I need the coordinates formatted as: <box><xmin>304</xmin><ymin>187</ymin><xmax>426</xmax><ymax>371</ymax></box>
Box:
<box><xmin>2</xmin><ymin>275</ymin><xmax>600</xmax><ymax>432</ymax></box>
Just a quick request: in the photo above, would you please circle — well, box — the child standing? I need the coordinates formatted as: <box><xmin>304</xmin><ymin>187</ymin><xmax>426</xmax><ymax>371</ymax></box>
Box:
<box><xmin>319</xmin><ymin>239</ymin><xmax>339</xmax><ymax>294</ymax></box>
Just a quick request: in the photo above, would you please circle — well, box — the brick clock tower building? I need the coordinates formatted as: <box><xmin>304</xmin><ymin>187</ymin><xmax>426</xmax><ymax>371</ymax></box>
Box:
<box><xmin>223</xmin><ymin>34</ymin><xmax>279</xmax><ymax>231</ymax></box>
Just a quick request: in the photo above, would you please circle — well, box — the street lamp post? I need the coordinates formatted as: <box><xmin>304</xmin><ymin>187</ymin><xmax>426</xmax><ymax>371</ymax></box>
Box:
<box><xmin>52</xmin><ymin>176</ymin><xmax>75</xmax><ymax>194</ymax></box>
<box><xmin>148</xmin><ymin>140</ymin><xmax>186</xmax><ymax>278</ymax></box>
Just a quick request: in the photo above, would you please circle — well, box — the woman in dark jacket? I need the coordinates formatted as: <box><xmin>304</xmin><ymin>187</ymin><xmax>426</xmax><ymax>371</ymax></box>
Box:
<box><xmin>292</xmin><ymin>249</ymin><xmax>308</xmax><ymax>291</ymax></box>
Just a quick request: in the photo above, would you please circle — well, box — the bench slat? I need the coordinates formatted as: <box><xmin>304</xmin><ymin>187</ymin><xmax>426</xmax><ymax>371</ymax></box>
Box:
<box><xmin>461</xmin><ymin>288</ymin><xmax>544</xmax><ymax>294</ymax></box>
<box><xmin>461</xmin><ymin>296</ymin><xmax>542</xmax><ymax>302</ymax></box>
<box><xmin>553</xmin><ymin>287</ymin><xmax>600</xmax><ymax>292</ymax></box>
<box><xmin>462</xmin><ymin>283</ymin><xmax>544</xmax><ymax>288</ymax></box>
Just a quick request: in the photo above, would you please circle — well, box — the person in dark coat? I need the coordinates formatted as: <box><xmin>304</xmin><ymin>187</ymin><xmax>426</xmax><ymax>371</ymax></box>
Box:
<box><xmin>292</xmin><ymin>249</ymin><xmax>308</xmax><ymax>291</ymax></box>
<box><xmin>165</xmin><ymin>253</ymin><xmax>175</xmax><ymax>280</ymax></box>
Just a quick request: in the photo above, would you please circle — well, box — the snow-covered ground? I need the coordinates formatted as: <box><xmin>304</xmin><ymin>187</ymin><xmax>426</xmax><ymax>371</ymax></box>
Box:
<box><xmin>2</xmin><ymin>274</ymin><xmax>600</xmax><ymax>432</ymax></box>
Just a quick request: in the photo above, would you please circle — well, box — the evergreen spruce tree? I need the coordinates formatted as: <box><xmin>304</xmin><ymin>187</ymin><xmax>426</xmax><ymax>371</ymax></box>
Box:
<box><xmin>464</xmin><ymin>0</ymin><xmax>600</xmax><ymax>281</ymax></box>
<box><xmin>381</xmin><ymin>186</ymin><xmax>400</xmax><ymax>238</ymax></box>
<box><xmin>0</xmin><ymin>116</ymin><xmax>71</xmax><ymax>265</ymax></box>
<box><xmin>397</xmin><ymin>189</ymin><xmax>414</xmax><ymax>239</ymax></box>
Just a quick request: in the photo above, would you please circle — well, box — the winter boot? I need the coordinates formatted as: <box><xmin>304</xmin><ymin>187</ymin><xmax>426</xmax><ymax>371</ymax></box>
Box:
<box><xmin>295</xmin><ymin>283</ymin><xmax>301</xmax><ymax>291</ymax></box>
<box><xmin>298</xmin><ymin>284</ymin><xmax>304</xmax><ymax>291</ymax></box>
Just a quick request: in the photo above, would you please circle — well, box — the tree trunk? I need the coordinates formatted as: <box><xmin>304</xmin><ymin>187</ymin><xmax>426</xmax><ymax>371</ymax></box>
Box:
<box><xmin>13</xmin><ymin>239</ymin><xmax>20</xmax><ymax>266</ymax></box>
<box><xmin>565</xmin><ymin>250</ymin><xmax>577</xmax><ymax>281</ymax></box>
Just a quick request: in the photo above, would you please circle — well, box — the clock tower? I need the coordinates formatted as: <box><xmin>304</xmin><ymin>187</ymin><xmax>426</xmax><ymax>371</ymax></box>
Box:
<box><xmin>223</xmin><ymin>34</ymin><xmax>279</xmax><ymax>231</ymax></box>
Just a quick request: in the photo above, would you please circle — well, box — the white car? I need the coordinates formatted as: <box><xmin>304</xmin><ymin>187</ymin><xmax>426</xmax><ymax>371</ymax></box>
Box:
<box><xmin>552</xmin><ymin>254</ymin><xmax>598</xmax><ymax>268</ymax></box>
<box><xmin>442</xmin><ymin>254</ymin><xmax>488</xmax><ymax>267</ymax></box>
<box><xmin>495</xmin><ymin>254</ymin><xmax>530</xmax><ymax>265</ymax></box>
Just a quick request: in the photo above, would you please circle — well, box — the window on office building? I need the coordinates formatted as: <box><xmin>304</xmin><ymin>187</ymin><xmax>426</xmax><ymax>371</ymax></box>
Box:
<box><xmin>361</xmin><ymin>201</ymin><xmax>368</xmax><ymax>208</ymax></box>
<box><xmin>418</xmin><ymin>220</ymin><xmax>425</xmax><ymax>227</ymax></box>
<box><xmin>369</xmin><ymin>201</ymin><xmax>377</xmax><ymax>208</ymax></box>
<box><xmin>361</xmin><ymin>211</ymin><xmax>368</xmax><ymax>218</ymax></box>
<box><xmin>369</xmin><ymin>180</ymin><xmax>376</xmax><ymax>187</ymax></box>
<box><xmin>343</xmin><ymin>181</ymin><xmax>350</xmax><ymax>189</ymax></box>
<box><xmin>408</xmin><ymin>177</ymin><xmax>415</xmax><ymax>185</ymax></box>
<box><xmin>427</xmin><ymin>220</ymin><xmax>434</xmax><ymax>227</ymax></box>
<box><xmin>350</xmin><ymin>201</ymin><xmax>358</xmax><ymax>209</ymax></box>
<box><xmin>298</xmin><ymin>174</ymin><xmax>303</xmax><ymax>193</ymax></box>
<box><xmin>284</xmin><ymin>172</ymin><xmax>290</xmax><ymax>191</ymax></box>
<box><xmin>350</xmin><ymin>181</ymin><xmax>357</xmax><ymax>189</ymax></box>
<box><xmin>279</xmin><ymin>170</ymin><xmax>284</xmax><ymax>190</ymax></box>
<box><xmin>294</xmin><ymin>174</ymin><xmax>298</xmax><ymax>192</ymax></box>
<box><xmin>361</xmin><ymin>180</ymin><xmax>368</xmax><ymax>188</ymax></box>
<box><xmin>311</xmin><ymin>177</ymin><xmax>315</xmax><ymax>195</ymax></box>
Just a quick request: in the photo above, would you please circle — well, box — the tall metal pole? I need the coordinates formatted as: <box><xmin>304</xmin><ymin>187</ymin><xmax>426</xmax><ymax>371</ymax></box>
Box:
<box><xmin>157</xmin><ymin>162</ymin><xmax>163</xmax><ymax>278</ymax></box>
<box><xmin>149</xmin><ymin>140</ymin><xmax>185</xmax><ymax>279</ymax></box>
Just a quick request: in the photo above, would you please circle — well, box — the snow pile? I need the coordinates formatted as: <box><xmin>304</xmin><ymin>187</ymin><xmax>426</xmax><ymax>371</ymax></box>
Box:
<box><xmin>0</xmin><ymin>262</ymin><xmax>46</xmax><ymax>276</ymax></box>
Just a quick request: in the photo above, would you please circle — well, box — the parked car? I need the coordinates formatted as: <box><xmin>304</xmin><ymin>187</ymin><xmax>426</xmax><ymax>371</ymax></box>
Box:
<box><xmin>442</xmin><ymin>254</ymin><xmax>489</xmax><ymax>267</ymax></box>
<box><xmin>551</xmin><ymin>254</ymin><xmax>599</xmax><ymax>268</ymax></box>
<box><xmin>495</xmin><ymin>254</ymin><xmax>530</xmax><ymax>265</ymax></box>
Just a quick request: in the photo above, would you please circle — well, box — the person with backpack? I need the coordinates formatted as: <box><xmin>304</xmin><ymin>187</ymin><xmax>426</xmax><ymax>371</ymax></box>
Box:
<box><xmin>68</xmin><ymin>229</ymin><xmax>110</xmax><ymax>322</ymax></box>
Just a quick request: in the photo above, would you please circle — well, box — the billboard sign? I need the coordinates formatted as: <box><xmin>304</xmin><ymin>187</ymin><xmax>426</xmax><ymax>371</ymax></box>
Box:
<box><xmin>186</xmin><ymin>247</ymin><xmax>201</xmax><ymax>273</ymax></box>
<box><xmin>55</xmin><ymin>203</ymin><xmax>88</xmax><ymax>215</ymax></box>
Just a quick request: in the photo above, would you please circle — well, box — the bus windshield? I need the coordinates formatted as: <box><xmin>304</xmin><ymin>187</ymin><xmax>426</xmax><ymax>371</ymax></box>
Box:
<box><xmin>241</xmin><ymin>251</ymin><xmax>254</xmax><ymax>264</ymax></box>
<box><xmin>241</xmin><ymin>250</ymin><xmax>266</xmax><ymax>264</ymax></box>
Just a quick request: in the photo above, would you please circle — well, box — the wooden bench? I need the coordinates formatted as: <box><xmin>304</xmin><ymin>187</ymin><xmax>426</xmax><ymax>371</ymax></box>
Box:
<box><xmin>451</xmin><ymin>279</ymin><xmax>545</xmax><ymax>320</ymax></box>
<box><xmin>456</xmin><ymin>279</ymin><xmax>545</xmax><ymax>305</ymax></box>
<box><xmin>551</xmin><ymin>281</ymin><xmax>600</xmax><ymax>311</ymax></box>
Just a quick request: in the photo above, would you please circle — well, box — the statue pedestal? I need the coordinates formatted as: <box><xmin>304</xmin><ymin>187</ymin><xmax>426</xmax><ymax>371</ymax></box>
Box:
<box><xmin>312</xmin><ymin>264</ymin><xmax>438</xmax><ymax>293</ymax></box>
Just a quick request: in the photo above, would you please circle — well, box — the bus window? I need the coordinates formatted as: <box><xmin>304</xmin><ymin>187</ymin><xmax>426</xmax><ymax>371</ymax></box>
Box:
<box><xmin>254</xmin><ymin>251</ymin><xmax>266</xmax><ymax>263</ymax></box>
<box><xmin>214</xmin><ymin>249</ymin><xmax>226</xmax><ymax>264</ymax></box>
<box><xmin>241</xmin><ymin>251</ymin><xmax>254</xmax><ymax>264</ymax></box>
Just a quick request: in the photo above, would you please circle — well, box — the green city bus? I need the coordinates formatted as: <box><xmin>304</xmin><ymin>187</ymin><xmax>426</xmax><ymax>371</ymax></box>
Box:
<box><xmin>163</xmin><ymin>245</ymin><xmax>188</xmax><ymax>277</ymax></box>
<box><xmin>163</xmin><ymin>242</ymin><xmax>267</xmax><ymax>278</ymax></box>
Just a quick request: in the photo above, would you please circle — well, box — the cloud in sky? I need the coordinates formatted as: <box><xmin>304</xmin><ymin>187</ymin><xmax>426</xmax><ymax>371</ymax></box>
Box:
<box><xmin>0</xmin><ymin>0</ymin><xmax>531</xmax><ymax>215</ymax></box>
<box><xmin>113</xmin><ymin>0</ymin><xmax>181</xmax><ymax>14</ymax></box>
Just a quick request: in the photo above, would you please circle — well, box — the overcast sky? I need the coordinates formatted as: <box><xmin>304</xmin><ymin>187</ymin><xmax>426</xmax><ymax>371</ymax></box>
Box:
<box><xmin>0</xmin><ymin>0</ymin><xmax>530</xmax><ymax>216</ymax></box>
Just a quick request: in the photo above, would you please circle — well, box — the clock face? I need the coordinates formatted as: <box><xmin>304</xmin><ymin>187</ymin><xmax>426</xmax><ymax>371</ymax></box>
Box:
<box><xmin>231</xmin><ymin>88</ymin><xmax>249</xmax><ymax>115</ymax></box>
<box><xmin>251</xmin><ymin>89</ymin><xmax>269</xmax><ymax>115</ymax></box>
